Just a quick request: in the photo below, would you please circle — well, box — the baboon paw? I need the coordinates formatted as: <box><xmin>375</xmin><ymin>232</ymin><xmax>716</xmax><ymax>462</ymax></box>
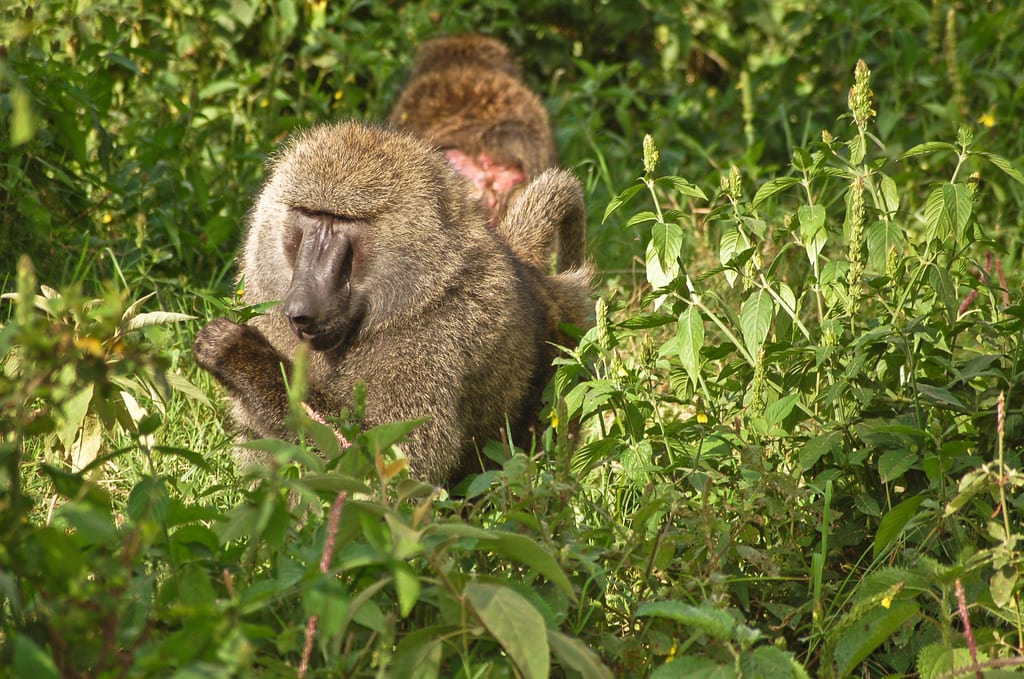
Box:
<box><xmin>192</xmin><ymin>318</ymin><xmax>255</xmax><ymax>373</ymax></box>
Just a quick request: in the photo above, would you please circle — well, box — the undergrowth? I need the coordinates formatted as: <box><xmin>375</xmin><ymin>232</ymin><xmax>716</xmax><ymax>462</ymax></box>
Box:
<box><xmin>3</xmin><ymin>1</ymin><xmax>1024</xmax><ymax>677</ymax></box>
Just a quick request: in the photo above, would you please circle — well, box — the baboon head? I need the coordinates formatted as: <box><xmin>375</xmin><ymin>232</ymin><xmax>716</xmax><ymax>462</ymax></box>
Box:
<box><xmin>240</xmin><ymin>122</ymin><xmax>481</xmax><ymax>352</ymax></box>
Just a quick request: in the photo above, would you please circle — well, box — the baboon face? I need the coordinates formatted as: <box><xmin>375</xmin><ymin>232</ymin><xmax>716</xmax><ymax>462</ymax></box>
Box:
<box><xmin>279</xmin><ymin>209</ymin><xmax>366</xmax><ymax>352</ymax></box>
<box><xmin>243</xmin><ymin>123</ymin><xmax>464</xmax><ymax>349</ymax></box>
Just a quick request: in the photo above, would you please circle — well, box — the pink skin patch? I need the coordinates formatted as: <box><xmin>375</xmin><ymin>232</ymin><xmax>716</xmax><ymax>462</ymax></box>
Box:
<box><xmin>445</xmin><ymin>149</ymin><xmax>525</xmax><ymax>216</ymax></box>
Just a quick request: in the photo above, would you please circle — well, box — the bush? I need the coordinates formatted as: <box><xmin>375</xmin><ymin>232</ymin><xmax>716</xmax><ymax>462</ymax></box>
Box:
<box><xmin>3</xmin><ymin>1</ymin><xmax>1024</xmax><ymax>677</ymax></box>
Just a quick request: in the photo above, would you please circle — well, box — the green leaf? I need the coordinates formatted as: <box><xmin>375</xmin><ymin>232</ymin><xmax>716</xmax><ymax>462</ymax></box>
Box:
<box><xmin>636</xmin><ymin>601</ymin><xmax>735</xmax><ymax>641</ymax></box>
<box><xmin>392</xmin><ymin>561</ymin><xmax>421</xmax><ymax>618</ymax></box>
<box><xmin>752</xmin><ymin>176</ymin><xmax>800</xmax><ymax>209</ymax></box>
<box><xmin>12</xmin><ymin>635</ymin><xmax>59</xmax><ymax>679</ymax></box>
<box><xmin>603</xmin><ymin>183</ymin><xmax>645</xmax><ymax>223</ymax></box>
<box><xmin>465</xmin><ymin>582</ymin><xmax>549</xmax><ymax>679</ymax></box>
<box><xmin>625</xmin><ymin>210</ymin><xmax>659</xmax><ymax>228</ymax></box>
<box><xmin>740</xmin><ymin>646</ymin><xmax>807</xmax><ymax>679</ymax></box>
<box><xmin>739</xmin><ymin>289</ymin><xmax>774</xmax><ymax>359</ymax></box>
<box><xmin>923</xmin><ymin>183</ymin><xmax>972</xmax><ymax>243</ymax></box>
<box><xmin>658</xmin><ymin>175</ymin><xmax>709</xmax><ymax>200</ymax></box>
<box><xmin>833</xmin><ymin>601</ymin><xmax>919</xmax><ymax>677</ymax></box>
<box><xmin>797</xmin><ymin>205</ymin><xmax>827</xmax><ymax>264</ymax></box>
<box><xmin>764</xmin><ymin>393</ymin><xmax>800</xmax><ymax>428</ymax></box>
<box><xmin>652</xmin><ymin>220</ymin><xmax>684</xmax><ymax>270</ymax></box>
<box><xmin>650</xmin><ymin>656</ymin><xmax>733</xmax><ymax>679</ymax></box>
<box><xmin>719</xmin><ymin>225</ymin><xmax>751</xmax><ymax>287</ymax></box>
<box><xmin>547</xmin><ymin>629</ymin><xmax>614</xmax><ymax>679</ymax></box>
<box><xmin>361</xmin><ymin>418</ymin><xmax>428</xmax><ymax>454</ymax></box>
<box><xmin>873</xmin><ymin>495</ymin><xmax>925</xmax><ymax>559</ymax></box>
<box><xmin>898</xmin><ymin>141</ymin><xmax>957</xmax><ymax>160</ymax></box>
<box><xmin>878</xmin><ymin>449</ymin><xmax>917</xmax><ymax>483</ymax></box>
<box><xmin>944</xmin><ymin>468</ymin><xmax>990</xmax><ymax>517</ymax></box>
<box><xmin>645</xmin><ymin>239</ymin><xmax>678</xmax><ymax>293</ymax></box>
<box><xmin>878</xmin><ymin>173</ymin><xmax>899</xmax><ymax>215</ymax></box>
<box><xmin>798</xmin><ymin>431</ymin><xmax>843</xmax><ymax>471</ymax></box>
<box><xmin>866</xmin><ymin>220</ymin><xmax>904</xmax><ymax>272</ymax></box>
<box><xmin>10</xmin><ymin>88</ymin><xmax>35</xmax><ymax>145</ymax></box>
<box><xmin>426</xmin><ymin>524</ymin><xmax>575</xmax><ymax>599</ymax></box>
<box><xmin>391</xmin><ymin>626</ymin><xmax>446</xmax><ymax>679</ymax></box>
<box><xmin>677</xmin><ymin>307</ymin><xmax>704</xmax><ymax>385</ymax></box>
<box><xmin>976</xmin><ymin>151</ymin><xmax>1024</xmax><ymax>186</ymax></box>
<box><xmin>990</xmin><ymin>565</ymin><xmax>1018</xmax><ymax>608</ymax></box>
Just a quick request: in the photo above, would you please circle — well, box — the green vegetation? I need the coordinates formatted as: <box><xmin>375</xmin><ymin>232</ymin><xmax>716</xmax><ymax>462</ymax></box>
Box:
<box><xmin>4</xmin><ymin>1</ymin><xmax>1024</xmax><ymax>676</ymax></box>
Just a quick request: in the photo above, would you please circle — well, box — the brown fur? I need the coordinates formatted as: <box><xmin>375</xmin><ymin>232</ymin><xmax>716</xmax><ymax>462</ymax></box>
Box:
<box><xmin>193</xmin><ymin>122</ymin><xmax>591</xmax><ymax>486</ymax></box>
<box><xmin>389</xmin><ymin>34</ymin><xmax>584</xmax><ymax>271</ymax></box>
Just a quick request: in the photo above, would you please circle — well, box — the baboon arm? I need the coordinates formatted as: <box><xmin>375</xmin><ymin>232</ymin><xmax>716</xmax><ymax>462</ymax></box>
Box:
<box><xmin>193</xmin><ymin>318</ymin><xmax>333</xmax><ymax>440</ymax></box>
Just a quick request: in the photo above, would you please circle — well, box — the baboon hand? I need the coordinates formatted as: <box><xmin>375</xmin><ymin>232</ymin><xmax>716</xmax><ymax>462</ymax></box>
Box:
<box><xmin>193</xmin><ymin>318</ymin><xmax>281</xmax><ymax>388</ymax></box>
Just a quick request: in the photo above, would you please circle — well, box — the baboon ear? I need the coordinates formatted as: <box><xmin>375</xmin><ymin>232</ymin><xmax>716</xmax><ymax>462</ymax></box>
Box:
<box><xmin>497</xmin><ymin>169</ymin><xmax>585</xmax><ymax>270</ymax></box>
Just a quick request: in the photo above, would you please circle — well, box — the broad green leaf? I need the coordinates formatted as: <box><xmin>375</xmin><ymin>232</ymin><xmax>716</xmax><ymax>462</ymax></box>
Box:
<box><xmin>10</xmin><ymin>88</ymin><xmax>35</xmax><ymax>145</ymax></box>
<box><xmin>625</xmin><ymin>210</ymin><xmax>659</xmax><ymax>228</ymax></box>
<box><xmin>677</xmin><ymin>307</ymin><xmax>704</xmax><ymax>385</ymax></box>
<box><xmin>866</xmin><ymin>220</ymin><xmax>904</xmax><ymax>272</ymax></box>
<box><xmin>391</xmin><ymin>627</ymin><xmax>446</xmax><ymax>679</ymax></box>
<box><xmin>426</xmin><ymin>524</ymin><xmax>575</xmax><ymax>599</ymax></box>
<box><xmin>878</xmin><ymin>173</ymin><xmax>899</xmax><ymax>215</ymax></box>
<box><xmin>917</xmin><ymin>643</ymin><xmax>991</xmax><ymax>679</ymax></box>
<box><xmin>361</xmin><ymin>418</ymin><xmax>428</xmax><ymax>454</ymax></box>
<box><xmin>764</xmin><ymin>393</ymin><xmax>800</xmax><ymax>428</ymax></box>
<box><xmin>198</xmin><ymin>79</ymin><xmax>242</xmax><ymax>99</ymax></box>
<box><xmin>652</xmin><ymin>220</ymin><xmax>684</xmax><ymax>270</ymax></box>
<box><xmin>923</xmin><ymin>183</ymin><xmax>972</xmax><ymax>243</ymax></box>
<box><xmin>465</xmin><ymin>582</ymin><xmax>549</xmax><ymax>679</ymax></box>
<box><xmin>976</xmin><ymin>151</ymin><xmax>1024</xmax><ymax>186</ymax></box>
<box><xmin>603</xmin><ymin>183</ymin><xmax>645</xmax><ymax>222</ymax></box>
<box><xmin>833</xmin><ymin>601</ymin><xmax>919</xmax><ymax>677</ymax></box>
<box><xmin>12</xmin><ymin>635</ymin><xmax>59</xmax><ymax>679</ymax></box>
<box><xmin>547</xmin><ymin>629</ymin><xmax>614</xmax><ymax>679</ymax></box>
<box><xmin>651</xmin><ymin>656</ymin><xmax>734</xmax><ymax>679</ymax></box>
<box><xmin>739</xmin><ymin>289</ymin><xmax>774</xmax><ymax>359</ymax></box>
<box><xmin>990</xmin><ymin>565</ymin><xmax>1018</xmax><ymax>608</ymax></box>
<box><xmin>636</xmin><ymin>601</ymin><xmax>734</xmax><ymax>640</ymax></box>
<box><xmin>645</xmin><ymin>240</ymin><xmax>678</xmax><ymax>298</ymax></box>
<box><xmin>873</xmin><ymin>495</ymin><xmax>925</xmax><ymax>558</ymax></box>
<box><xmin>898</xmin><ymin>141</ymin><xmax>957</xmax><ymax>160</ymax></box>
<box><xmin>752</xmin><ymin>176</ymin><xmax>800</xmax><ymax>209</ymax></box>
<box><xmin>719</xmin><ymin>225</ymin><xmax>751</xmax><ymax>287</ymax></box>
<box><xmin>797</xmin><ymin>205</ymin><xmax>827</xmax><ymax>264</ymax></box>
<box><xmin>57</xmin><ymin>384</ymin><xmax>94</xmax><ymax>453</ymax></box>
<box><xmin>659</xmin><ymin>175</ymin><xmax>709</xmax><ymax>200</ymax></box>
<box><xmin>740</xmin><ymin>646</ymin><xmax>808</xmax><ymax>679</ymax></box>
<box><xmin>798</xmin><ymin>431</ymin><xmax>843</xmax><ymax>471</ymax></box>
<box><xmin>848</xmin><ymin>135</ymin><xmax>865</xmax><ymax>165</ymax></box>
<box><xmin>878</xmin><ymin>449</ymin><xmax>918</xmax><ymax>483</ymax></box>
<box><xmin>916</xmin><ymin>383</ymin><xmax>966</xmax><ymax>411</ymax></box>
<box><xmin>392</xmin><ymin>561</ymin><xmax>421</xmax><ymax>618</ymax></box>
<box><xmin>944</xmin><ymin>468</ymin><xmax>990</xmax><ymax>517</ymax></box>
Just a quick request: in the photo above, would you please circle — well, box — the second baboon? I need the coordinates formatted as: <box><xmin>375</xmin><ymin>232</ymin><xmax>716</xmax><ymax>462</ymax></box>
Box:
<box><xmin>193</xmin><ymin>121</ymin><xmax>591</xmax><ymax>486</ymax></box>
<box><xmin>389</xmin><ymin>34</ymin><xmax>584</xmax><ymax>270</ymax></box>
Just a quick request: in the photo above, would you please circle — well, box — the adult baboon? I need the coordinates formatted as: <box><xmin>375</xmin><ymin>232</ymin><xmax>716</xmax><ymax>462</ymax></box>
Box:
<box><xmin>389</xmin><ymin>34</ymin><xmax>584</xmax><ymax>270</ymax></box>
<box><xmin>193</xmin><ymin>122</ymin><xmax>591</xmax><ymax>486</ymax></box>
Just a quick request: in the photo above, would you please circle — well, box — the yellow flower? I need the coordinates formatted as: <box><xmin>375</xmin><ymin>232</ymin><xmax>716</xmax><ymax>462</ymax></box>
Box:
<box><xmin>259</xmin><ymin>98</ymin><xmax>270</xmax><ymax>108</ymax></box>
<box><xmin>978</xmin><ymin>111</ymin><xmax>996</xmax><ymax>128</ymax></box>
<box><xmin>333</xmin><ymin>90</ymin><xmax>343</xmax><ymax>101</ymax></box>
<box><xmin>101</xmin><ymin>212</ymin><xmax>113</xmax><ymax>224</ymax></box>
<box><xmin>881</xmin><ymin>595</ymin><xmax>893</xmax><ymax>609</ymax></box>
<box><xmin>696</xmin><ymin>412</ymin><xmax>708</xmax><ymax>424</ymax></box>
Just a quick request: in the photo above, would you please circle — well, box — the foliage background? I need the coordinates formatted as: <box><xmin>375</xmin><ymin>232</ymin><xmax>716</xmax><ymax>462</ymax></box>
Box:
<box><xmin>3</xmin><ymin>0</ymin><xmax>1024</xmax><ymax>677</ymax></box>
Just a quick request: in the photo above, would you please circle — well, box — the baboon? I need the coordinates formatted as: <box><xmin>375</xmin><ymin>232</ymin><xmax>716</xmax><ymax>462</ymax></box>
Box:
<box><xmin>389</xmin><ymin>34</ymin><xmax>585</xmax><ymax>271</ymax></box>
<box><xmin>193</xmin><ymin>121</ymin><xmax>591</xmax><ymax>486</ymax></box>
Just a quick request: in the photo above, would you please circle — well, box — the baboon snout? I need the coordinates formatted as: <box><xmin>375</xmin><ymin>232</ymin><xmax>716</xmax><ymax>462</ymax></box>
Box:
<box><xmin>282</xmin><ymin>290</ymin><xmax>320</xmax><ymax>337</ymax></box>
